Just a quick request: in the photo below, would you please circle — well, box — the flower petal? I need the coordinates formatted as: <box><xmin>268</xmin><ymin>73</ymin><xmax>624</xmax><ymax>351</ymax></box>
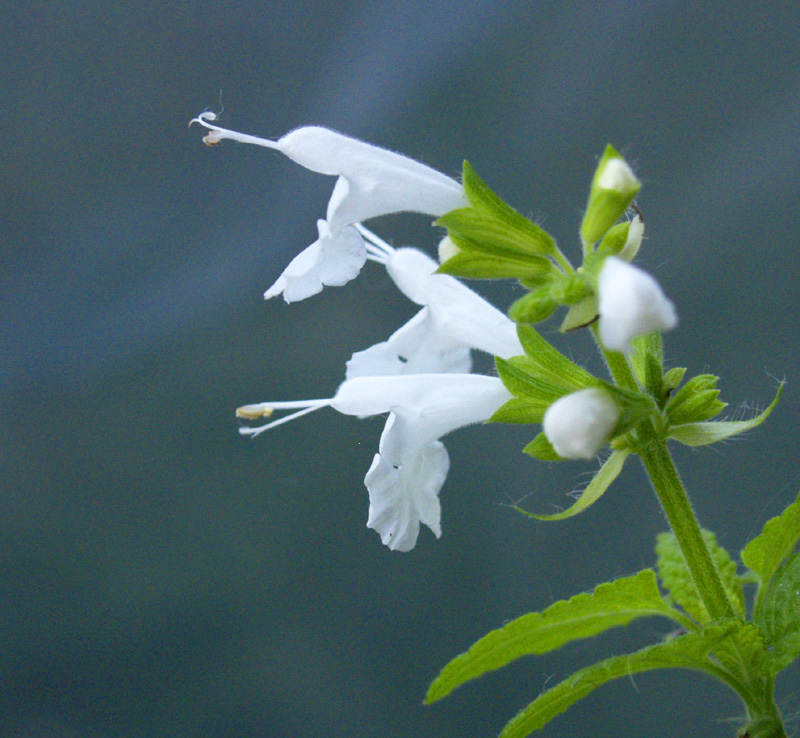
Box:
<box><xmin>333</xmin><ymin>373</ymin><xmax>512</xmax><ymax>463</ymax></box>
<box><xmin>264</xmin><ymin>220</ymin><xmax>367</xmax><ymax>303</ymax></box>
<box><xmin>598</xmin><ymin>256</ymin><xmax>677</xmax><ymax>352</ymax></box>
<box><xmin>543</xmin><ymin>388</ymin><xmax>621</xmax><ymax>460</ymax></box>
<box><xmin>385</xmin><ymin>248</ymin><xmax>523</xmax><ymax>359</ymax></box>
<box><xmin>365</xmin><ymin>424</ymin><xmax>449</xmax><ymax>552</ymax></box>
<box><xmin>276</xmin><ymin>127</ymin><xmax>469</xmax><ymax>232</ymax></box>
<box><xmin>345</xmin><ymin>308</ymin><xmax>472</xmax><ymax>379</ymax></box>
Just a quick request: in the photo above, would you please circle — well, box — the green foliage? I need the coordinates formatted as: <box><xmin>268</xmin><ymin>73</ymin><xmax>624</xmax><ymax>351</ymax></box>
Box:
<box><xmin>741</xmin><ymin>489</ymin><xmax>800</xmax><ymax>588</ymax></box>
<box><xmin>492</xmin><ymin>325</ymin><xmax>596</xmax><ymax>424</ymax></box>
<box><xmin>498</xmin><ymin>621</ymin><xmax>741</xmax><ymax>737</ymax></box>
<box><xmin>711</xmin><ymin>620</ymin><xmax>769</xmax><ymax>684</ymax></box>
<box><xmin>521</xmin><ymin>432</ymin><xmax>562</xmax><ymax>461</ymax></box>
<box><xmin>425</xmin><ymin>570</ymin><xmax>676</xmax><ymax>705</ymax></box>
<box><xmin>668</xmin><ymin>384</ymin><xmax>784</xmax><ymax>447</ymax></box>
<box><xmin>514</xmin><ymin>450</ymin><xmax>630</xmax><ymax>519</ymax></box>
<box><xmin>754</xmin><ymin>553</ymin><xmax>800</xmax><ymax>673</ymax></box>
<box><xmin>656</xmin><ymin>530</ymin><xmax>745</xmax><ymax>623</ymax></box>
<box><xmin>437</xmin><ymin>244</ymin><xmax>553</xmax><ymax>281</ymax></box>
<box><xmin>665</xmin><ymin>374</ymin><xmax>726</xmax><ymax>425</ymax></box>
<box><xmin>516</xmin><ymin>325</ymin><xmax>595</xmax><ymax>388</ymax></box>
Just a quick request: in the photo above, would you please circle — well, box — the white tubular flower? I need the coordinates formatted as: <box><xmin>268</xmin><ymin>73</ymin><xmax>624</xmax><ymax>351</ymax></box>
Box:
<box><xmin>191</xmin><ymin>112</ymin><xmax>468</xmax><ymax>302</ymax></box>
<box><xmin>543</xmin><ymin>388</ymin><xmax>621</xmax><ymax>460</ymax></box>
<box><xmin>238</xmin><ymin>373</ymin><xmax>512</xmax><ymax>551</ymax></box>
<box><xmin>598</xmin><ymin>256</ymin><xmax>678</xmax><ymax>353</ymax></box>
<box><xmin>346</xmin><ymin>228</ymin><xmax>523</xmax><ymax>380</ymax></box>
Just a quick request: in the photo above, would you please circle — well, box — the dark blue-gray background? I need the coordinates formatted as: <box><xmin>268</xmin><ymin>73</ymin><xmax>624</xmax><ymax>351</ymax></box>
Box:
<box><xmin>3</xmin><ymin>2</ymin><xmax>800</xmax><ymax>736</ymax></box>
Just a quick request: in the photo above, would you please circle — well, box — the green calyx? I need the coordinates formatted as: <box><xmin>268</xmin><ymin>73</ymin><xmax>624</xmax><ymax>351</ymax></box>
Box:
<box><xmin>580</xmin><ymin>144</ymin><xmax>641</xmax><ymax>245</ymax></box>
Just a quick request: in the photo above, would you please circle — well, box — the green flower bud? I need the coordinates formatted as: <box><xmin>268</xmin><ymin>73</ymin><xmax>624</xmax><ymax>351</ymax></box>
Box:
<box><xmin>581</xmin><ymin>145</ymin><xmax>641</xmax><ymax>245</ymax></box>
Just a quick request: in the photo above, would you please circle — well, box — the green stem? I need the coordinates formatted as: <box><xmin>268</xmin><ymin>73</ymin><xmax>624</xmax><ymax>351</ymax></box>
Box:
<box><xmin>637</xmin><ymin>427</ymin><xmax>735</xmax><ymax>621</ymax></box>
<box><xmin>552</xmin><ymin>245</ymin><xmax>575</xmax><ymax>275</ymax></box>
<box><xmin>589</xmin><ymin>325</ymin><xmax>734</xmax><ymax>621</ymax></box>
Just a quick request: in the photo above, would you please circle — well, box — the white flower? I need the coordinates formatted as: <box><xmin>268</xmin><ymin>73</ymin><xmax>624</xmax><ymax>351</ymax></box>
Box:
<box><xmin>344</xmin><ymin>227</ymin><xmax>523</xmax><ymax>380</ymax></box>
<box><xmin>237</xmin><ymin>373</ymin><xmax>512</xmax><ymax>551</ymax></box>
<box><xmin>598</xmin><ymin>256</ymin><xmax>677</xmax><ymax>352</ymax></box>
<box><xmin>543</xmin><ymin>388</ymin><xmax>621</xmax><ymax>460</ymax></box>
<box><xmin>596</xmin><ymin>157</ymin><xmax>639</xmax><ymax>193</ymax></box>
<box><xmin>191</xmin><ymin>112</ymin><xmax>468</xmax><ymax>302</ymax></box>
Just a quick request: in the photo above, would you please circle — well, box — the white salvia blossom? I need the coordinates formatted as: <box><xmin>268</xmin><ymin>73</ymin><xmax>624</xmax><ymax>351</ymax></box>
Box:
<box><xmin>597</xmin><ymin>156</ymin><xmax>639</xmax><ymax>193</ymax></box>
<box><xmin>191</xmin><ymin>112</ymin><xmax>469</xmax><ymax>302</ymax></box>
<box><xmin>543</xmin><ymin>388</ymin><xmax>621</xmax><ymax>460</ymax></box>
<box><xmin>345</xmin><ymin>227</ymin><xmax>523</xmax><ymax>379</ymax></box>
<box><xmin>237</xmin><ymin>374</ymin><xmax>512</xmax><ymax>551</ymax></box>
<box><xmin>598</xmin><ymin>256</ymin><xmax>678</xmax><ymax>352</ymax></box>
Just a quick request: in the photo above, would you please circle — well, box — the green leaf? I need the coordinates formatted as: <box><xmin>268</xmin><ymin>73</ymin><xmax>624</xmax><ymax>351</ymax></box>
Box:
<box><xmin>516</xmin><ymin>325</ymin><xmax>596</xmax><ymax>390</ymax></box>
<box><xmin>437</xmin><ymin>246</ymin><xmax>554</xmax><ymax>281</ymax></box>
<box><xmin>514</xmin><ymin>450</ymin><xmax>630</xmax><ymax>520</ymax></box>
<box><xmin>499</xmin><ymin>622</ymin><xmax>738</xmax><ymax>737</ymax></box>
<box><xmin>489</xmin><ymin>398</ymin><xmax>550</xmax><ymax>425</ymax></box>
<box><xmin>754</xmin><ymin>553</ymin><xmax>800</xmax><ymax>673</ymax></box>
<box><xmin>459</xmin><ymin>161</ymin><xmax>556</xmax><ymax>255</ymax></box>
<box><xmin>522</xmin><ymin>432</ymin><xmax>563</xmax><ymax>461</ymax></box>
<box><xmin>741</xmin><ymin>489</ymin><xmax>800</xmax><ymax>587</ymax></box>
<box><xmin>710</xmin><ymin>620</ymin><xmax>769</xmax><ymax>683</ymax></box>
<box><xmin>438</xmin><ymin>211</ymin><xmax>558</xmax><ymax>264</ymax></box>
<box><xmin>656</xmin><ymin>530</ymin><xmax>745</xmax><ymax>623</ymax></box>
<box><xmin>425</xmin><ymin>570</ymin><xmax>675</xmax><ymax>705</ymax></box>
<box><xmin>668</xmin><ymin>383</ymin><xmax>784</xmax><ymax>447</ymax></box>
<box><xmin>495</xmin><ymin>357</ymin><xmax>573</xmax><ymax>415</ymax></box>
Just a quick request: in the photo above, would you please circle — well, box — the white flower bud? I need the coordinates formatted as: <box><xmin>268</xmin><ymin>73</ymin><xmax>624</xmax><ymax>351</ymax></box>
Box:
<box><xmin>598</xmin><ymin>257</ymin><xmax>677</xmax><ymax>352</ymax></box>
<box><xmin>543</xmin><ymin>388</ymin><xmax>621</xmax><ymax>460</ymax></box>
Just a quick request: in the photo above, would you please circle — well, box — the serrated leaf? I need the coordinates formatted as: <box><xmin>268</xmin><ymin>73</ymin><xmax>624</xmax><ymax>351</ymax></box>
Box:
<box><xmin>668</xmin><ymin>384</ymin><xmax>783</xmax><ymax>447</ymax></box>
<box><xmin>425</xmin><ymin>570</ymin><xmax>676</xmax><ymax>705</ymax></box>
<box><xmin>460</xmin><ymin>162</ymin><xmax>556</xmax><ymax>254</ymax></box>
<box><xmin>741</xmin><ymin>489</ymin><xmax>800</xmax><ymax>587</ymax></box>
<box><xmin>514</xmin><ymin>450</ymin><xmax>630</xmax><ymax>520</ymax></box>
<box><xmin>499</xmin><ymin>622</ymin><xmax>738</xmax><ymax>737</ymax></box>
<box><xmin>710</xmin><ymin>620</ymin><xmax>769</xmax><ymax>683</ymax></box>
<box><xmin>656</xmin><ymin>530</ymin><xmax>745</xmax><ymax>623</ymax></box>
<box><xmin>522</xmin><ymin>432</ymin><xmax>563</xmax><ymax>461</ymax></box>
<box><xmin>754</xmin><ymin>553</ymin><xmax>800</xmax><ymax>673</ymax></box>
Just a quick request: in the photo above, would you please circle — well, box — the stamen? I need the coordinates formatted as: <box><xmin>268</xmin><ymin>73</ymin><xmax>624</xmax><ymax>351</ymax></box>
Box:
<box><xmin>355</xmin><ymin>223</ymin><xmax>395</xmax><ymax>263</ymax></box>
<box><xmin>236</xmin><ymin>400</ymin><xmax>330</xmax><ymax>437</ymax></box>
<box><xmin>189</xmin><ymin>112</ymin><xmax>282</xmax><ymax>151</ymax></box>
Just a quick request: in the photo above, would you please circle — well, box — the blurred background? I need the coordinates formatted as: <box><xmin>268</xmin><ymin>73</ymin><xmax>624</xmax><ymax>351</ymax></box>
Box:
<box><xmin>3</xmin><ymin>1</ymin><xmax>800</xmax><ymax>736</ymax></box>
